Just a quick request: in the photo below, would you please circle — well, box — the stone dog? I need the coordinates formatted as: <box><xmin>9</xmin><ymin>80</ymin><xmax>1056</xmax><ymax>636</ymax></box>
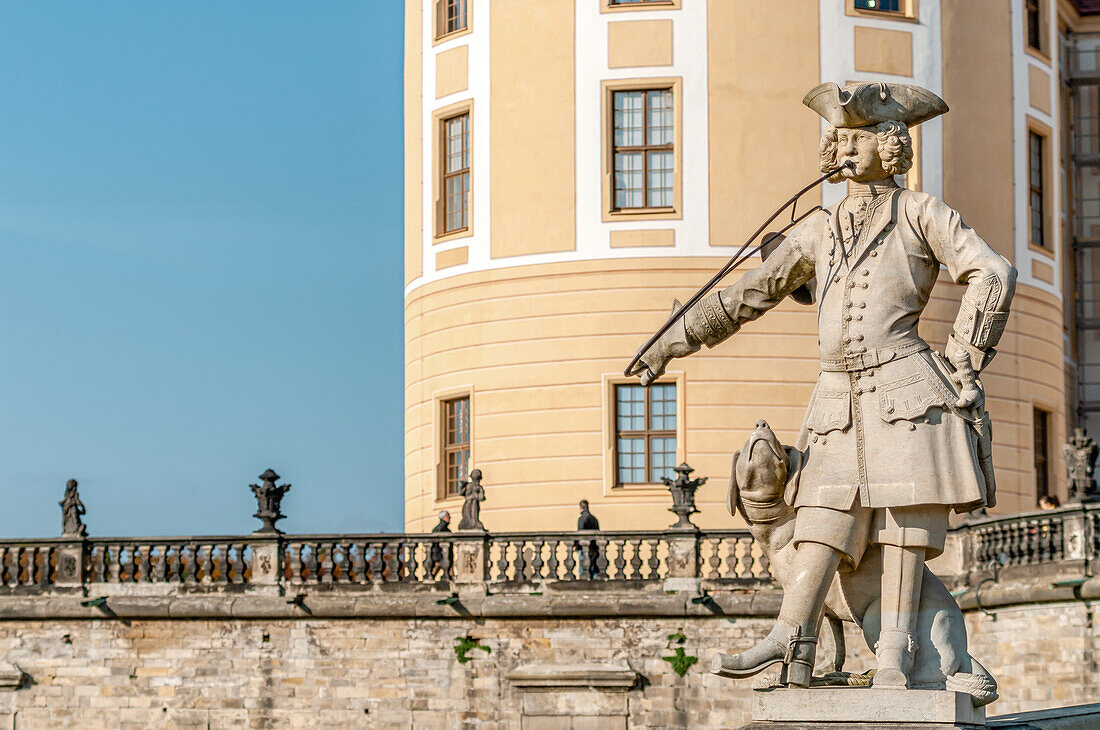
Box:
<box><xmin>726</xmin><ymin>420</ymin><xmax>997</xmax><ymax>706</ymax></box>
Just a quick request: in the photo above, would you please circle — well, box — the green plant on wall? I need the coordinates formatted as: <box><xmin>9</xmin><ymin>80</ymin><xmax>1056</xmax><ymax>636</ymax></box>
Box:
<box><xmin>453</xmin><ymin>635</ymin><xmax>491</xmax><ymax>664</ymax></box>
<box><xmin>662</xmin><ymin>629</ymin><xmax>698</xmax><ymax>677</ymax></box>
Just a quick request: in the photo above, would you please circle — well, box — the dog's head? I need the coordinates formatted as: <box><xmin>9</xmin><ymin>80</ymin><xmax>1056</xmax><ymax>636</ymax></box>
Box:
<box><xmin>728</xmin><ymin>419</ymin><xmax>800</xmax><ymax>524</ymax></box>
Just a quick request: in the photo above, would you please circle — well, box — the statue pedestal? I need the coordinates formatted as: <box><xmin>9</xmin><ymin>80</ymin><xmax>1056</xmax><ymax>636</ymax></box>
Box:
<box><xmin>741</xmin><ymin>687</ymin><xmax>985</xmax><ymax>729</ymax></box>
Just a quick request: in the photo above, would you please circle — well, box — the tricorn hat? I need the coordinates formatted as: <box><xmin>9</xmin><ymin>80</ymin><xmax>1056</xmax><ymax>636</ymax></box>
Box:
<box><xmin>803</xmin><ymin>81</ymin><xmax>948</xmax><ymax>128</ymax></box>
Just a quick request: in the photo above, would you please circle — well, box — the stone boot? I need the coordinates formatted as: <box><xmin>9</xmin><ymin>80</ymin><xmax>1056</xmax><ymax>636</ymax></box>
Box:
<box><xmin>710</xmin><ymin>618</ymin><xmax>818</xmax><ymax>687</ymax></box>
<box><xmin>872</xmin><ymin>628</ymin><xmax>916</xmax><ymax>689</ymax></box>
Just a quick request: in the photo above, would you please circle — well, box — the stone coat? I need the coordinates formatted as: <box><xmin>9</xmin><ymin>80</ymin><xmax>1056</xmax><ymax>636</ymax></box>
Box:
<box><xmin>717</xmin><ymin>183</ymin><xmax>1014</xmax><ymax>514</ymax></box>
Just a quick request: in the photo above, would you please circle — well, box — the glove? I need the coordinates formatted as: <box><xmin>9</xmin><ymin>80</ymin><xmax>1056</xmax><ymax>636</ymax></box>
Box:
<box><xmin>945</xmin><ymin>335</ymin><xmax>983</xmax><ymax>409</ymax></box>
<box><xmin>628</xmin><ymin>300</ymin><xmax>700</xmax><ymax>386</ymax></box>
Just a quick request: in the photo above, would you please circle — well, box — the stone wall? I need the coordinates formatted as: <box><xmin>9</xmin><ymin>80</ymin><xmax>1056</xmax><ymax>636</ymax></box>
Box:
<box><xmin>0</xmin><ymin>603</ymin><xmax>1092</xmax><ymax>729</ymax></box>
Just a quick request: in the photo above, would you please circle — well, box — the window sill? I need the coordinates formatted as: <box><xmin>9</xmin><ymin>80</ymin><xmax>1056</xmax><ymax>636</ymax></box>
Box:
<box><xmin>604</xmin><ymin>206</ymin><xmax>680</xmax><ymax>223</ymax></box>
<box><xmin>1025</xmin><ymin>45</ymin><xmax>1051</xmax><ymax>65</ymax></box>
<box><xmin>434</xmin><ymin>227</ymin><xmax>473</xmax><ymax>245</ymax></box>
<box><xmin>1029</xmin><ymin>242</ymin><xmax>1055</xmax><ymax>259</ymax></box>
<box><xmin>601</xmin><ymin>0</ymin><xmax>680</xmax><ymax>12</ymax></box>
<box><xmin>611</xmin><ymin>482</ymin><xmax>674</xmax><ymax>491</ymax></box>
<box><xmin>846</xmin><ymin>8</ymin><xmax>918</xmax><ymax>23</ymax></box>
<box><xmin>433</xmin><ymin>26</ymin><xmax>472</xmax><ymax>47</ymax></box>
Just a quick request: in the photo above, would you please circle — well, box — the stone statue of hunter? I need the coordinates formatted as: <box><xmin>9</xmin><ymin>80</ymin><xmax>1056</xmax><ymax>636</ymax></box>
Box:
<box><xmin>630</xmin><ymin>82</ymin><xmax>1016</xmax><ymax>690</ymax></box>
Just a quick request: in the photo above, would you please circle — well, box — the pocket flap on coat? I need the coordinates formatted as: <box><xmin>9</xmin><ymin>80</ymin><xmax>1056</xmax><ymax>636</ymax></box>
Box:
<box><xmin>878</xmin><ymin>373</ymin><xmax>945</xmax><ymax>423</ymax></box>
<box><xmin>805</xmin><ymin>390</ymin><xmax>851</xmax><ymax>434</ymax></box>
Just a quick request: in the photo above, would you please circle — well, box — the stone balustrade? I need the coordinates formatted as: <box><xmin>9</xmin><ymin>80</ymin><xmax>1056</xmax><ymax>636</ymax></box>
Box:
<box><xmin>0</xmin><ymin>503</ymin><xmax>1091</xmax><ymax>621</ymax></box>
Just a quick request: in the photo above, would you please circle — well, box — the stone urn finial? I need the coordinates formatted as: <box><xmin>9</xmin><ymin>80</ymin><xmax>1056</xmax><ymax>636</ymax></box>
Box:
<box><xmin>662</xmin><ymin>463</ymin><xmax>706</xmax><ymax>530</ymax></box>
<box><xmin>59</xmin><ymin>478</ymin><xmax>87</xmax><ymax>538</ymax></box>
<box><xmin>250</xmin><ymin>469</ymin><xmax>291</xmax><ymax>534</ymax></box>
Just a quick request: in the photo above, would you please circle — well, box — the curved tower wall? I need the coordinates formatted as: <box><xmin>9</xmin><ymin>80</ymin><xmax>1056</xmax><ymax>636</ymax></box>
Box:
<box><xmin>404</xmin><ymin>0</ymin><xmax>1069</xmax><ymax>532</ymax></box>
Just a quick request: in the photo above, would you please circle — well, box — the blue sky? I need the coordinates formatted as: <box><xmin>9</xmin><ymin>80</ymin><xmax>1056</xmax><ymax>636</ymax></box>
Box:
<box><xmin>0</xmin><ymin>2</ymin><xmax>406</xmax><ymax>536</ymax></box>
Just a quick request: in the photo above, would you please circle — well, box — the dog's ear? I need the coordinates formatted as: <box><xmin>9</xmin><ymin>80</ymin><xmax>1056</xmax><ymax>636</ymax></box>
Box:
<box><xmin>727</xmin><ymin>449</ymin><xmax>742</xmax><ymax>517</ymax></box>
<box><xmin>782</xmin><ymin>446</ymin><xmax>802</xmax><ymax>506</ymax></box>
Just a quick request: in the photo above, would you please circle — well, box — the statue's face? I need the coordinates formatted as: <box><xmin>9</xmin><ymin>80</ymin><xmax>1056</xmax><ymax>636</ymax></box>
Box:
<box><xmin>834</xmin><ymin>127</ymin><xmax>888</xmax><ymax>181</ymax></box>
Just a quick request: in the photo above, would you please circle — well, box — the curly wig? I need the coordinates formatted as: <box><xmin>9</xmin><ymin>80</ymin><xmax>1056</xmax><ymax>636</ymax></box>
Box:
<box><xmin>819</xmin><ymin>121</ymin><xmax>914</xmax><ymax>182</ymax></box>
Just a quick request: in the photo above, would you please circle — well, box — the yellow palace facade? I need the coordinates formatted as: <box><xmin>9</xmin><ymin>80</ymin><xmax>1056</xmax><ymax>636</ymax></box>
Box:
<box><xmin>404</xmin><ymin>0</ymin><xmax>1100</xmax><ymax>532</ymax></box>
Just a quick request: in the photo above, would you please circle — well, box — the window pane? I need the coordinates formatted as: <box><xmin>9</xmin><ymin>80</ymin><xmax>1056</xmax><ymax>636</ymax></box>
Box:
<box><xmin>614</xmin><ymin>152</ymin><xmax>643</xmax><ymax>208</ymax></box>
<box><xmin>613</xmin><ymin>92</ymin><xmax>644</xmax><ymax>147</ymax></box>
<box><xmin>650</xmin><ymin>436</ymin><xmax>677</xmax><ymax>482</ymax></box>
<box><xmin>446</xmin><ymin>0</ymin><xmax>467</xmax><ymax>33</ymax></box>
<box><xmin>445</xmin><ymin>115</ymin><xmax>469</xmax><ymax>175</ymax></box>
<box><xmin>647</xmin><ymin>151</ymin><xmax>674</xmax><ymax>208</ymax></box>
<box><xmin>649</xmin><ymin>383</ymin><xmax>676</xmax><ymax>430</ymax></box>
<box><xmin>617</xmin><ymin>437</ymin><xmax>646</xmax><ymax>483</ymax></box>
<box><xmin>616</xmin><ymin>384</ymin><xmax>645</xmax><ymax>431</ymax></box>
<box><xmin>647</xmin><ymin>90</ymin><xmax>673</xmax><ymax>145</ymax></box>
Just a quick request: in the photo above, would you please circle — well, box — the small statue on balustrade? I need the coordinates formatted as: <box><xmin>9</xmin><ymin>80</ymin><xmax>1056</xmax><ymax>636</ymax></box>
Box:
<box><xmin>458</xmin><ymin>469</ymin><xmax>486</xmax><ymax>531</ymax></box>
<box><xmin>1064</xmin><ymin>428</ymin><xmax>1099</xmax><ymax>503</ymax></box>
<box><xmin>59</xmin><ymin>479</ymin><xmax>87</xmax><ymax>538</ymax></box>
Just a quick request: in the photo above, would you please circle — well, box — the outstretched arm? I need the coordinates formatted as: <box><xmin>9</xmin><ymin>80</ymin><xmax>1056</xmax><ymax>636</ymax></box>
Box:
<box><xmin>632</xmin><ymin>212</ymin><xmax>822</xmax><ymax>385</ymax></box>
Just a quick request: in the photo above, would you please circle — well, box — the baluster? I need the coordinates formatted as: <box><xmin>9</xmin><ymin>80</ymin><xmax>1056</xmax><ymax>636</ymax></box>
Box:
<box><xmin>340</xmin><ymin>542</ymin><xmax>353</xmax><ymax>582</ymax></box>
<box><xmin>628</xmin><ymin>539</ymin><xmax>643</xmax><ymax>579</ymax></box>
<box><xmin>366</xmin><ymin>542</ymin><xmax>382</xmax><ymax>582</ymax></box>
<box><xmin>412</xmin><ymin>541</ymin><xmax>426</xmax><ymax>582</ymax></box>
<box><xmin>8</xmin><ymin>547</ymin><xmax>19</xmax><ymax>586</ymax></box>
<box><xmin>23</xmin><ymin>549</ymin><xmax>35</xmax><ymax>586</ymax></box>
<box><xmin>139</xmin><ymin>545</ymin><xmax>152</xmax><ymax>583</ymax></box>
<box><xmin>514</xmin><ymin>541</ymin><xmax>529</xmax><ymax>582</ymax></box>
<box><xmin>529</xmin><ymin>539</ymin><xmax>544</xmax><ymax>580</ymax></box>
<box><xmin>496</xmin><ymin>542</ymin><xmax>511</xmax><ymax>581</ymax></box>
<box><xmin>0</xmin><ymin>548</ymin><xmax>8</xmax><ymax>587</ymax></box>
<box><xmin>545</xmin><ymin>538</ymin><xmax>560</xmax><ymax>581</ymax></box>
<box><xmin>221</xmin><ymin>543</ymin><xmax>233</xmax><ymax>584</ymax></box>
<box><xmin>707</xmin><ymin>539</ymin><xmax>721</xmax><ymax>580</ymax></box>
<box><xmin>613</xmin><ymin>539</ymin><xmax>626</xmax><ymax>580</ymax></box>
<box><xmin>7</xmin><ymin>547</ymin><xmax>17</xmax><ymax>586</ymax></box>
<box><xmin>152</xmin><ymin>545</ymin><xmax>165</xmax><ymax>582</ymax></box>
<box><xmin>222</xmin><ymin>543</ymin><xmax>234</xmax><ymax>582</ymax></box>
<box><xmin>594</xmin><ymin>538</ymin><xmax>610</xmax><ymax>579</ymax></box>
<box><xmin>49</xmin><ymin>546</ymin><xmax>59</xmax><ymax>585</ymax></box>
<box><xmin>349</xmin><ymin>542</ymin><xmax>365</xmax><ymax>583</ymax></box>
<box><xmin>201</xmin><ymin>543</ymin><xmax>215</xmax><ymax>583</ymax></box>
<box><xmin>329</xmin><ymin>542</ymin><xmax>342</xmax><ymax>582</ymax></box>
<box><xmin>378</xmin><ymin>541</ymin><xmax>393</xmax><ymax>582</ymax></box>
<box><xmin>400</xmin><ymin>540</ymin><xmax>413</xmax><ymax>582</ymax></box>
<box><xmin>578</xmin><ymin>538</ymin><xmax>592</xmax><ymax>581</ymax></box>
<box><xmin>436</xmin><ymin>536</ymin><xmax>451</xmax><ymax>581</ymax></box>
<box><xmin>646</xmin><ymin>538</ymin><xmax>660</xmax><ymax>579</ymax></box>
<box><xmin>719</xmin><ymin>538</ymin><xmax>734</xmax><ymax>579</ymax></box>
<box><xmin>732</xmin><ymin>537</ymin><xmax>747</xmax><ymax>579</ymax></box>
<box><xmin>287</xmin><ymin>543</ymin><xmax>302</xmax><ymax>583</ymax></box>
<box><xmin>170</xmin><ymin>545</ymin><xmax>184</xmax><ymax>583</ymax></box>
<box><xmin>127</xmin><ymin>544</ymin><xmax>139</xmax><ymax>582</ymax></box>
<box><xmin>106</xmin><ymin>545</ymin><xmax>120</xmax><ymax>583</ymax></box>
<box><xmin>32</xmin><ymin>548</ymin><xmax>45</xmax><ymax>586</ymax></box>
<box><xmin>16</xmin><ymin>547</ymin><xmax>26</xmax><ymax>586</ymax></box>
<box><xmin>562</xmin><ymin>540</ymin><xmax>576</xmax><ymax>581</ymax></box>
<box><xmin>319</xmin><ymin>542</ymin><xmax>333</xmax><ymax>584</ymax></box>
<box><xmin>6</xmin><ymin>548</ymin><xmax>16</xmax><ymax>586</ymax></box>
<box><xmin>126</xmin><ymin>545</ymin><xmax>138</xmax><ymax>583</ymax></box>
<box><xmin>208</xmin><ymin>544</ymin><xmax>222</xmax><ymax>583</ymax></box>
<box><xmin>237</xmin><ymin>543</ymin><xmax>248</xmax><ymax>583</ymax></box>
